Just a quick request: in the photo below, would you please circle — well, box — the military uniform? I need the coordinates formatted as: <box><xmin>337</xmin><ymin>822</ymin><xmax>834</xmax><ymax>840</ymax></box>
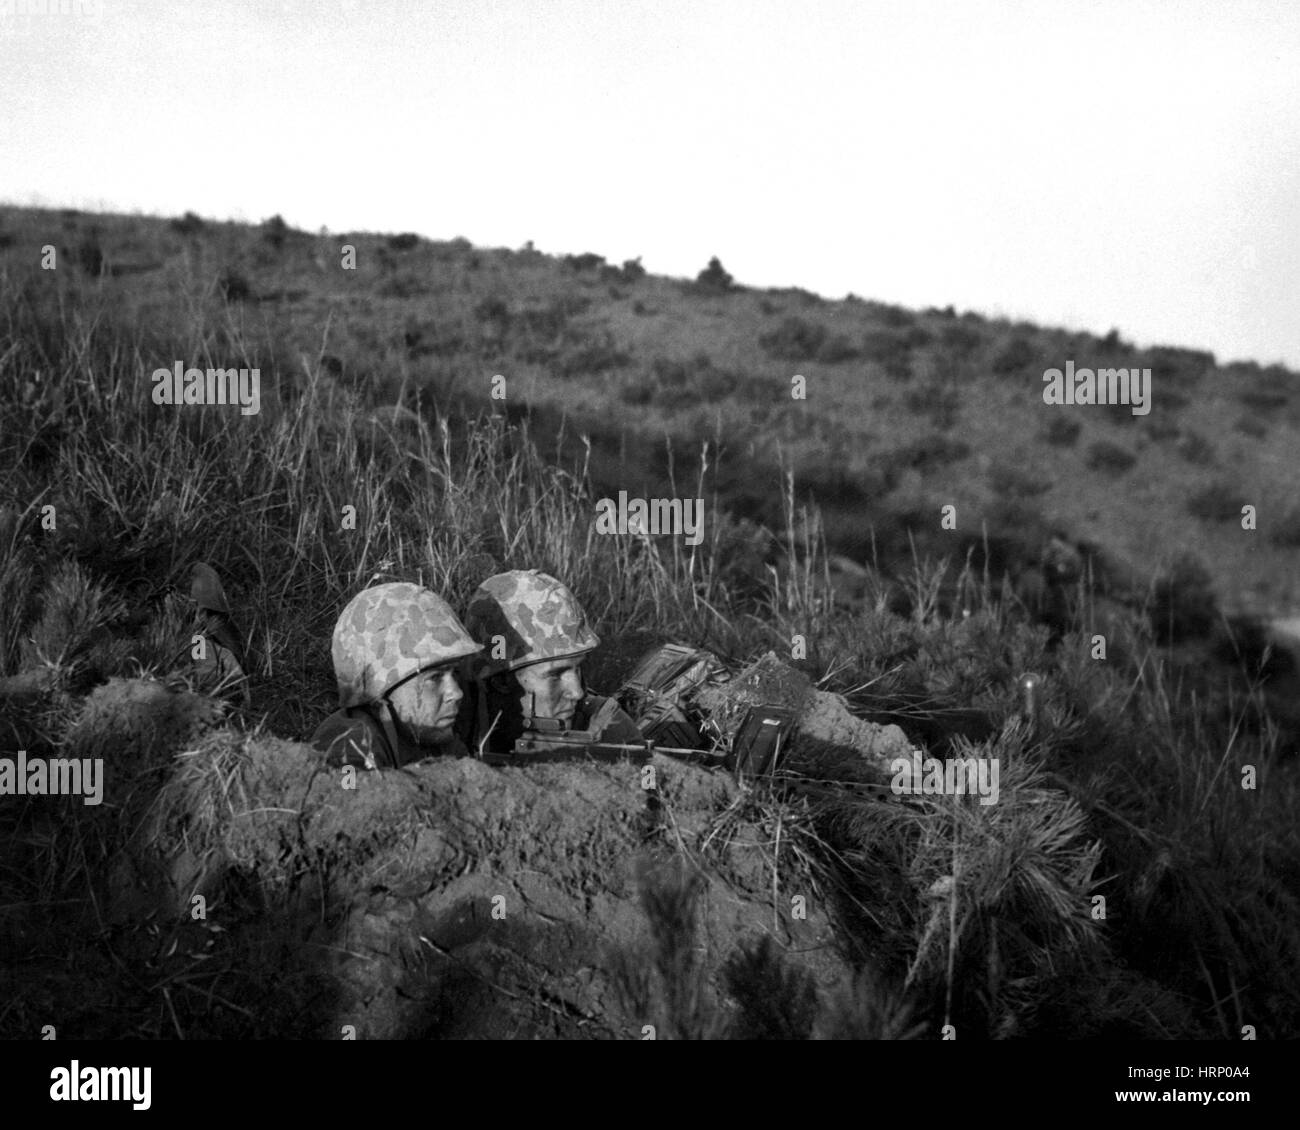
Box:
<box><xmin>458</xmin><ymin>569</ymin><xmax>641</xmax><ymax>754</ymax></box>
<box><xmin>311</xmin><ymin>582</ymin><xmax>482</xmax><ymax>771</ymax></box>
<box><xmin>311</xmin><ymin>705</ymin><xmax>470</xmax><ymax>769</ymax></box>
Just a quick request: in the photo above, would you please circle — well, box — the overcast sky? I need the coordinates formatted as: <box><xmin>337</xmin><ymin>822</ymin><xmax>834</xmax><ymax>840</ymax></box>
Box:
<box><xmin>3</xmin><ymin>0</ymin><xmax>1297</xmax><ymax>368</ymax></box>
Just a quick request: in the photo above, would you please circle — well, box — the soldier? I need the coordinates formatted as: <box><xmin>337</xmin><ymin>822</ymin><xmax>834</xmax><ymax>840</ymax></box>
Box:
<box><xmin>189</xmin><ymin>562</ymin><xmax>253</xmax><ymax>708</ymax></box>
<box><xmin>311</xmin><ymin>582</ymin><xmax>482</xmax><ymax>770</ymax></box>
<box><xmin>458</xmin><ymin>569</ymin><xmax>642</xmax><ymax>756</ymax></box>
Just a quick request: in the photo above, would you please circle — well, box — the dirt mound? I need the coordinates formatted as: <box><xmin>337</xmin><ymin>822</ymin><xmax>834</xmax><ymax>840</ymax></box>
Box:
<box><xmin>106</xmin><ymin>682</ymin><xmax>858</xmax><ymax>1038</ymax></box>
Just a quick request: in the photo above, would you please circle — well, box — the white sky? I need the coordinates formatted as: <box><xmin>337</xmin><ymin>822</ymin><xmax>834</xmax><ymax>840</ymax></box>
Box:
<box><xmin>2</xmin><ymin>0</ymin><xmax>1297</xmax><ymax>368</ymax></box>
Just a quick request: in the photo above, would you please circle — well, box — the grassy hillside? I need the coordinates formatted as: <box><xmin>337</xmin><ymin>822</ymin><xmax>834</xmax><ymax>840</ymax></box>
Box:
<box><xmin>3</xmin><ymin>205</ymin><xmax>1294</xmax><ymax>617</ymax></box>
<box><xmin>0</xmin><ymin>205</ymin><xmax>1297</xmax><ymax>1040</ymax></box>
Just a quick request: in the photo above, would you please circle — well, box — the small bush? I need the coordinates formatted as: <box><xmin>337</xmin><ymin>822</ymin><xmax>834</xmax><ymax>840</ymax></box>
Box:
<box><xmin>1186</xmin><ymin>480</ymin><xmax>1246</xmax><ymax>523</ymax></box>
<box><xmin>904</xmin><ymin>384</ymin><xmax>960</xmax><ymax>430</ymax></box>
<box><xmin>1147</xmin><ymin>416</ymin><xmax>1180</xmax><ymax>442</ymax></box>
<box><xmin>991</xmin><ymin>336</ymin><xmax>1036</xmax><ymax>376</ymax></box>
<box><xmin>1044</xmin><ymin>417</ymin><xmax>1081</xmax><ymax>447</ymax></box>
<box><xmin>1270</xmin><ymin>504</ymin><xmax>1300</xmax><ymax>547</ymax></box>
<box><xmin>632</xmin><ymin>301</ymin><xmax>651</xmax><ymax>316</ymax></box>
<box><xmin>694</xmin><ymin>256</ymin><xmax>734</xmax><ymax>295</ymax></box>
<box><xmin>217</xmin><ymin>269</ymin><xmax>253</xmax><ymax>303</ymax></box>
<box><xmin>473</xmin><ymin>296</ymin><xmax>511</xmax><ymax>326</ymax></box>
<box><xmin>1176</xmin><ymin>430</ymin><xmax>1216</xmax><ymax>466</ymax></box>
<box><xmin>387</xmin><ymin>232</ymin><xmax>421</xmax><ymax>251</ymax></box>
<box><xmin>564</xmin><ymin>252</ymin><xmax>606</xmax><ymax>272</ymax></box>
<box><xmin>261</xmin><ymin>214</ymin><xmax>291</xmax><ymax>249</ymax></box>
<box><xmin>860</xmin><ymin>329</ymin><xmax>912</xmax><ymax>376</ymax></box>
<box><xmin>1099</xmin><ymin>327</ymin><xmax>1133</xmax><ymax>353</ymax></box>
<box><xmin>560</xmin><ymin>336</ymin><xmax>631</xmax><ymax>377</ymax></box>
<box><xmin>1237</xmin><ymin>388</ymin><xmax>1290</xmax><ymax>412</ymax></box>
<box><xmin>1149</xmin><ymin>552</ymin><xmax>1218</xmax><ymax>643</ymax></box>
<box><xmin>620</xmin><ymin>381</ymin><xmax>653</xmax><ymax>406</ymax></box>
<box><xmin>816</xmin><ymin>333</ymin><xmax>860</xmax><ymax>364</ymax></box>
<box><xmin>1085</xmin><ymin>441</ymin><xmax>1136</xmax><ymax>475</ymax></box>
<box><xmin>1147</xmin><ymin>345</ymin><xmax>1214</xmax><ymax>389</ymax></box>
<box><xmin>170</xmin><ymin>211</ymin><xmax>205</xmax><ymax>236</ymax></box>
<box><xmin>759</xmin><ymin>317</ymin><xmax>827</xmax><ymax>361</ymax></box>
<box><xmin>73</xmin><ymin>239</ymin><xmax>105</xmax><ymax>276</ymax></box>
<box><xmin>890</xmin><ymin>434</ymin><xmax>971</xmax><ymax>472</ymax></box>
<box><xmin>872</xmin><ymin>303</ymin><xmax>915</xmax><ymax>328</ymax></box>
<box><xmin>376</xmin><ymin>271</ymin><xmax>431</xmax><ymax>299</ymax></box>
<box><xmin>1233</xmin><ymin>416</ymin><xmax>1268</xmax><ymax>439</ymax></box>
<box><xmin>940</xmin><ymin>323</ymin><xmax>983</xmax><ymax>357</ymax></box>
<box><xmin>989</xmin><ymin>461</ymin><xmax>1051</xmax><ymax>498</ymax></box>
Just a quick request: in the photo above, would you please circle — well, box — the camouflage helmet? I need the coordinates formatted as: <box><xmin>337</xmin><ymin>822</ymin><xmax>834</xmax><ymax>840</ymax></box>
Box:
<box><xmin>332</xmin><ymin>582</ymin><xmax>482</xmax><ymax>708</ymax></box>
<box><xmin>463</xmin><ymin>570</ymin><xmax>599</xmax><ymax>678</ymax></box>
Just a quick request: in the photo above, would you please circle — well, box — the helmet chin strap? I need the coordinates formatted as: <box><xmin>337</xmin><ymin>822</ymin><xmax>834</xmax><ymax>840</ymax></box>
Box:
<box><xmin>372</xmin><ymin>698</ymin><xmax>405</xmax><ymax>767</ymax></box>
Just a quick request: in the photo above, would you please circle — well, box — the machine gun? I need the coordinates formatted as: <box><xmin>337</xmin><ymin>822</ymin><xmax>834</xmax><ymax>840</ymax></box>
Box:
<box><xmin>483</xmin><ymin>702</ymin><xmax>799</xmax><ymax>783</ymax></box>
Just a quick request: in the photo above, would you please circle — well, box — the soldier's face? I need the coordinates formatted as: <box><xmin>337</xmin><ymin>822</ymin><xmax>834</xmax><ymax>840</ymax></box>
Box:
<box><xmin>514</xmin><ymin>657</ymin><xmax>585</xmax><ymax>725</ymax></box>
<box><xmin>388</xmin><ymin>666</ymin><xmax>463</xmax><ymax>745</ymax></box>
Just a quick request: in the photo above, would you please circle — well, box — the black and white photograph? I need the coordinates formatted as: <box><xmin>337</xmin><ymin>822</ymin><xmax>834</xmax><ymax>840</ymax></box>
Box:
<box><xmin>0</xmin><ymin>0</ymin><xmax>1292</xmax><ymax>1106</ymax></box>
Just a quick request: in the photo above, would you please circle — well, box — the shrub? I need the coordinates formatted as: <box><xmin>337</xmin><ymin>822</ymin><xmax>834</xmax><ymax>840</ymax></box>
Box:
<box><xmin>402</xmin><ymin>320</ymin><xmax>464</xmax><ymax>359</ymax></box>
<box><xmin>217</xmin><ymin>269</ymin><xmax>253</xmax><ymax>303</ymax></box>
<box><xmin>1233</xmin><ymin>416</ymin><xmax>1268</xmax><ymax>439</ymax></box>
<box><xmin>560</xmin><ymin>336</ymin><xmax>631</xmax><ymax>377</ymax></box>
<box><xmin>1147</xmin><ymin>416</ymin><xmax>1180</xmax><ymax>442</ymax></box>
<box><xmin>1085</xmin><ymin>441</ymin><xmax>1136</xmax><ymax>475</ymax></box>
<box><xmin>376</xmin><ymin>271</ymin><xmax>431</xmax><ymax>299</ymax></box>
<box><xmin>904</xmin><ymin>385</ymin><xmax>960</xmax><ymax>430</ymax></box>
<box><xmin>73</xmin><ymin>239</ymin><xmax>105</xmax><ymax>276</ymax></box>
<box><xmin>1044</xmin><ymin>417</ymin><xmax>1081</xmax><ymax>447</ymax></box>
<box><xmin>387</xmin><ymin>232</ymin><xmax>421</xmax><ymax>251</ymax></box>
<box><xmin>871</xmin><ymin>303</ymin><xmax>915</xmax><ymax>328</ymax></box>
<box><xmin>860</xmin><ymin>329</ymin><xmax>912</xmax><ymax>376</ymax></box>
<box><xmin>170</xmin><ymin>211</ymin><xmax>205</xmax><ymax>236</ymax></box>
<box><xmin>815</xmin><ymin>333</ymin><xmax>860</xmax><ymax>364</ymax></box>
<box><xmin>890</xmin><ymin>434</ymin><xmax>971</xmax><ymax>472</ymax></box>
<box><xmin>759</xmin><ymin>317</ymin><xmax>827</xmax><ymax>361</ymax></box>
<box><xmin>1176</xmin><ymin>430</ymin><xmax>1216</xmax><ymax>466</ymax></box>
<box><xmin>940</xmin><ymin>323</ymin><xmax>983</xmax><ymax>357</ymax></box>
<box><xmin>620</xmin><ymin>381</ymin><xmax>653</xmax><ymax>406</ymax></box>
<box><xmin>1270</xmin><ymin>504</ymin><xmax>1300</xmax><ymax>547</ymax></box>
<box><xmin>1146</xmin><ymin>345</ymin><xmax>1214</xmax><ymax>389</ymax></box>
<box><xmin>1186</xmin><ymin>480</ymin><xmax>1246</xmax><ymax>523</ymax></box>
<box><xmin>564</xmin><ymin>252</ymin><xmax>606</xmax><ymax>272</ymax></box>
<box><xmin>620</xmin><ymin>257</ymin><xmax>646</xmax><ymax>283</ymax></box>
<box><xmin>991</xmin><ymin>336</ymin><xmax>1036</xmax><ymax>376</ymax></box>
<box><xmin>1099</xmin><ymin>327</ymin><xmax>1133</xmax><ymax>353</ymax></box>
<box><xmin>473</xmin><ymin>296</ymin><xmax>511</xmax><ymax>326</ymax></box>
<box><xmin>261</xmin><ymin>214</ymin><xmax>291</xmax><ymax>249</ymax></box>
<box><xmin>989</xmin><ymin>461</ymin><xmax>1051</xmax><ymax>498</ymax></box>
<box><xmin>694</xmin><ymin>256</ymin><xmax>734</xmax><ymax>295</ymax></box>
<box><xmin>1149</xmin><ymin>553</ymin><xmax>1218</xmax><ymax>643</ymax></box>
<box><xmin>632</xmin><ymin>301</ymin><xmax>651</xmax><ymax>316</ymax></box>
<box><xmin>1237</xmin><ymin>388</ymin><xmax>1290</xmax><ymax>412</ymax></box>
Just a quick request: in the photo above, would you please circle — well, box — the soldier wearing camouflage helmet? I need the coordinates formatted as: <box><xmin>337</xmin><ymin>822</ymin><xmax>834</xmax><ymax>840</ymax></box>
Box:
<box><xmin>457</xmin><ymin>569</ymin><xmax>641</xmax><ymax>754</ymax></box>
<box><xmin>311</xmin><ymin>582</ymin><xmax>482</xmax><ymax>770</ymax></box>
